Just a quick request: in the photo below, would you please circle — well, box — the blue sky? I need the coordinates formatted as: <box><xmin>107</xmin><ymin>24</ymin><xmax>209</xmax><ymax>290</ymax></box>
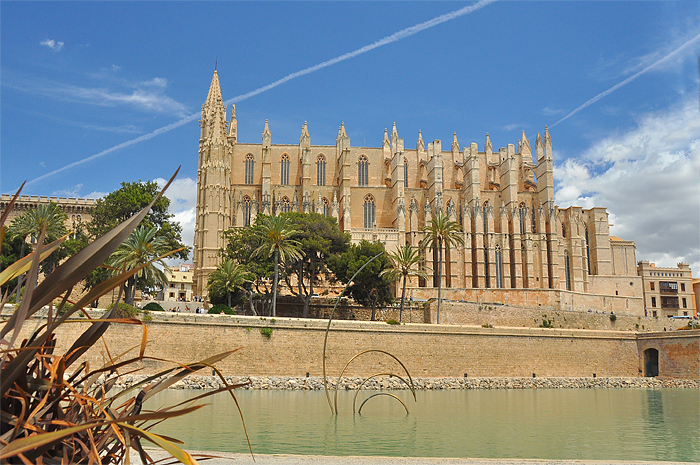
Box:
<box><xmin>2</xmin><ymin>1</ymin><xmax>699</xmax><ymax>271</ymax></box>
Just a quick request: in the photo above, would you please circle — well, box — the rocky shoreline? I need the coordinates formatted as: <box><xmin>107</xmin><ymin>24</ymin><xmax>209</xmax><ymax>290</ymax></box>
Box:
<box><xmin>106</xmin><ymin>374</ymin><xmax>699</xmax><ymax>391</ymax></box>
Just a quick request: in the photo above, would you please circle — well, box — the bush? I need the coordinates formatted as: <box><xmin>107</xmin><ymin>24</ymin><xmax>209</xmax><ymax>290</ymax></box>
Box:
<box><xmin>260</xmin><ymin>326</ymin><xmax>273</xmax><ymax>338</ymax></box>
<box><xmin>143</xmin><ymin>302</ymin><xmax>164</xmax><ymax>312</ymax></box>
<box><xmin>106</xmin><ymin>302</ymin><xmax>139</xmax><ymax>318</ymax></box>
<box><xmin>386</xmin><ymin>319</ymin><xmax>400</xmax><ymax>325</ymax></box>
<box><xmin>141</xmin><ymin>311</ymin><xmax>153</xmax><ymax>323</ymax></box>
<box><xmin>609</xmin><ymin>313</ymin><xmax>617</xmax><ymax>322</ymax></box>
<box><xmin>208</xmin><ymin>303</ymin><xmax>234</xmax><ymax>315</ymax></box>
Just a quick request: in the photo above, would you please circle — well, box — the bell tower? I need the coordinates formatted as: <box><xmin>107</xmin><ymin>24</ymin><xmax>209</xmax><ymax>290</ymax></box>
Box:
<box><xmin>193</xmin><ymin>70</ymin><xmax>233</xmax><ymax>299</ymax></box>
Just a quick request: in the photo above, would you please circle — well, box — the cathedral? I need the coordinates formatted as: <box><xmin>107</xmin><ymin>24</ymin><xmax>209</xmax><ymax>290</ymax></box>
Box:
<box><xmin>193</xmin><ymin>71</ymin><xmax>642</xmax><ymax>314</ymax></box>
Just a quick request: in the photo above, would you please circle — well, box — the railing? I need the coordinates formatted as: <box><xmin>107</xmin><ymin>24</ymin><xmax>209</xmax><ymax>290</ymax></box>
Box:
<box><xmin>351</xmin><ymin>228</ymin><xmax>400</xmax><ymax>244</ymax></box>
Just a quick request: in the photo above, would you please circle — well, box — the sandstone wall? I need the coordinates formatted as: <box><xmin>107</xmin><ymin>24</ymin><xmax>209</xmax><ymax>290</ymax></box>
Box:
<box><xmin>430</xmin><ymin>300</ymin><xmax>691</xmax><ymax>332</ymax></box>
<box><xmin>11</xmin><ymin>312</ymin><xmax>697</xmax><ymax>380</ymax></box>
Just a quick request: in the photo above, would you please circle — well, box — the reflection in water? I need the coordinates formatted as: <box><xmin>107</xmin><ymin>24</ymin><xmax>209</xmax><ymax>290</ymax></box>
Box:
<box><xmin>146</xmin><ymin>388</ymin><xmax>699</xmax><ymax>462</ymax></box>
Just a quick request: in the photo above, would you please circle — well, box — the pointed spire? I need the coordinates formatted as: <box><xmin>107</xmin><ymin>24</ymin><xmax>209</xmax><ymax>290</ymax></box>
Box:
<box><xmin>417</xmin><ymin>130</ymin><xmax>424</xmax><ymax>151</ymax></box>
<box><xmin>519</xmin><ymin>130</ymin><xmax>531</xmax><ymax>154</ymax></box>
<box><xmin>452</xmin><ymin>132</ymin><xmax>459</xmax><ymax>152</ymax></box>
<box><xmin>300</xmin><ymin>121</ymin><xmax>310</xmax><ymax>145</ymax></box>
<box><xmin>338</xmin><ymin>122</ymin><xmax>347</xmax><ymax>138</ymax></box>
<box><xmin>544</xmin><ymin>126</ymin><xmax>551</xmax><ymax>147</ymax></box>
<box><xmin>485</xmin><ymin>133</ymin><xmax>492</xmax><ymax>153</ymax></box>
<box><xmin>228</xmin><ymin>104</ymin><xmax>237</xmax><ymax>140</ymax></box>
<box><xmin>391</xmin><ymin>122</ymin><xmax>398</xmax><ymax>138</ymax></box>
<box><xmin>263</xmin><ymin>119</ymin><xmax>271</xmax><ymax>137</ymax></box>
<box><xmin>202</xmin><ymin>70</ymin><xmax>227</xmax><ymax>142</ymax></box>
<box><xmin>205</xmin><ymin>70</ymin><xmax>223</xmax><ymax>108</ymax></box>
<box><xmin>262</xmin><ymin>119</ymin><xmax>271</xmax><ymax>146</ymax></box>
<box><xmin>383</xmin><ymin>128</ymin><xmax>390</xmax><ymax>146</ymax></box>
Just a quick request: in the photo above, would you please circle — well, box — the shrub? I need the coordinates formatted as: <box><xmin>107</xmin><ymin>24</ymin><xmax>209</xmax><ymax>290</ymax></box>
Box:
<box><xmin>208</xmin><ymin>303</ymin><xmax>234</xmax><ymax>315</ymax></box>
<box><xmin>386</xmin><ymin>319</ymin><xmax>400</xmax><ymax>325</ymax></box>
<box><xmin>482</xmin><ymin>323</ymin><xmax>494</xmax><ymax>328</ymax></box>
<box><xmin>539</xmin><ymin>318</ymin><xmax>555</xmax><ymax>328</ymax></box>
<box><xmin>106</xmin><ymin>301</ymin><xmax>139</xmax><ymax>318</ymax></box>
<box><xmin>143</xmin><ymin>301</ymin><xmax>164</xmax><ymax>312</ymax></box>
<box><xmin>141</xmin><ymin>311</ymin><xmax>153</xmax><ymax>323</ymax></box>
<box><xmin>609</xmin><ymin>313</ymin><xmax>617</xmax><ymax>322</ymax></box>
<box><xmin>260</xmin><ymin>326</ymin><xmax>273</xmax><ymax>338</ymax></box>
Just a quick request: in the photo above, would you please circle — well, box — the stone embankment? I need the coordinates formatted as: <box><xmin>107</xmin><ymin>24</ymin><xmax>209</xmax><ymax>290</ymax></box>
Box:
<box><xmin>105</xmin><ymin>375</ymin><xmax>699</xmax><ymax>391</ymax></box>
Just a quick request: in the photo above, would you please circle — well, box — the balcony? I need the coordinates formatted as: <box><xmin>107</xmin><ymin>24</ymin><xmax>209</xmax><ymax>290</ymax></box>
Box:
<box><xmin>659</xmin><ymin>282</ymin><xmax>678</xmax><ymax>294</ymax></box>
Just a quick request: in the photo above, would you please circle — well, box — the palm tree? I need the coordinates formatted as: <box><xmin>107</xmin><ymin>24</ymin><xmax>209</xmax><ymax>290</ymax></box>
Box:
<box><xmin>421</xmin><ymin>210</ymin><xmax>464</xmax><ymax>324</ymax></box>
<box><xmin>380</xmin><ymin>244</ymin><xmax>428</xmax><ymax>324</ymax></box>
<box><xmin>9</xmin><ymin>202</ymin><xmax>68</xmax><ymax>252</ymax></box>
<box><xmin>207</xmin><ymin>259</ymin><xmax>253</xmax><ymax>308</ymax></box>
<box><xmin>106</xmin><ymin>225</ymin><xmax>171</xmax><ymax>306</ymax></box>
<box><xmin>253</xmin><ymin>214</ymin><xmax>302</xmax><ymax>317</ymax></box>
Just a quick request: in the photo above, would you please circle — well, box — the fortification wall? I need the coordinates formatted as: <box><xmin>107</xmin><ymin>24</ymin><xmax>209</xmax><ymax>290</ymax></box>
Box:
<box><xmin>409</xmin><ymin>287</ymin><xmax>644</xmax><ymax>316</ymax></box>
<box><xmin>429</xmin><ymin>301</ymin><xmax>691</xmax><ymax>332</ymax></box>
<box><xmin>10</xmin><ymin>312</ymin><xmax>697</xmax><ymax>379</ymax></box>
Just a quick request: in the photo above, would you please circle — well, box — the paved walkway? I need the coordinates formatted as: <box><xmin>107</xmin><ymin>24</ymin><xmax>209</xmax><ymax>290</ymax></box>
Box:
<box><xmin>136</xmin><ymin>449</ymin><xmax>694</xmax><ymax>465</ymax></box>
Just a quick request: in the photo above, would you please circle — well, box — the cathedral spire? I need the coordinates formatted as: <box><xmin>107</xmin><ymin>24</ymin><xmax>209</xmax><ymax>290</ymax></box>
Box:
<box><xmin>383</xmin><ymin>128</ymin><xmax>390</xmax><ymax>147</ymax></box>
<box><xmin>452</xmin><ymin>132</ymin><xmax>459</xmax><ymax>152</ymax></box>
<box><xmin>391</xmin><ymin>122</ymin><xmax>398</xmax><ymax>138</ymax></box>
<box><xmin>228</xmin><ymin>104</ymin><xmax>237</xmax><ymax>141</ymax></box>
<box><xmin>338</xmin><ymin>122</ymin><xmax>347</xmax><ymax>138</ymax></box>
<box><xmin>201</xmin><ymin>70</ymin><xmax>227</xmax><ymax>142</ymax></box>
<box><xmin>417</xmin><ymin>130</ymin><xmax>424</xmax><ymax>151</ymax></box>
<box><xmin>519</xmin><ymin>130</ymin><xmax>531</xmax><ymax>155</ymax></box>
<box><xmin>485</xmin><ymin>132</ymin><xmax>493</xmax><ymax>154</ymax></box>
<box><xmin>300</xmin><ymin>121</ymin><xmax>310</xmax><ymax>145</ymax></box>
<box><xmin>262</xmin><ymin>119</ymin><xmax>271</xmax><ymax>146</ymax></box>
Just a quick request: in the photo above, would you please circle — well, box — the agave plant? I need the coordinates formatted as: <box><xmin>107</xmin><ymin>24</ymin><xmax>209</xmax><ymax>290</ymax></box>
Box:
<box><xmin>0</xmin><ymin>171</ymin><xmax>250</xmax><ymax>464</ymax></box>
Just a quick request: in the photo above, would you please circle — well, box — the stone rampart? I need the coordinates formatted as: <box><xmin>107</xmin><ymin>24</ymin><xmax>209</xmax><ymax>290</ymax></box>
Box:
<box><xmin>9</xmin><ymin>312</ymin><xmax>699</xmax><ymax>380</ymax></box>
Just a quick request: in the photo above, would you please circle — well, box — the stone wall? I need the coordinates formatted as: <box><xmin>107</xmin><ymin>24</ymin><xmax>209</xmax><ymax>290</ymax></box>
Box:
<box><xmin>637</xmin><ymin>332</ymin><xmax>700</xmax><ymax>379</ymax></box>
<box><xmin>9</xmin><ymin>312</ymin><xmax>698</xmax><ymax>380</ymax></box>
<box><xmin>429</xmin><ymin>300</ymin><xmax>691</xmax><ymax>332</ymax></box>
<box><xmin>409</xmin><ymin>287</ymin><xmax>644</xmax><ymax>316</ymax></box>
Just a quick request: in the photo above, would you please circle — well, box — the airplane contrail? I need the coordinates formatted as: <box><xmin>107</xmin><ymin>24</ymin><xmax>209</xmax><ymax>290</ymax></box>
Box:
<box><xmin>24</xmin><ymin>0</ymin><xmax>498</xmax><ymax>189</ymax></box>
<box><xmin>551</xmin><ymin>32</ymin><xmax>700</xmax><ymax>128</ymax></box>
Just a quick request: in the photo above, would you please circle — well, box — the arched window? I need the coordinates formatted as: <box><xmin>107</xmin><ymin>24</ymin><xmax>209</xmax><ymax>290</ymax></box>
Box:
<box><xmin>317</xmin><ymin>154</ymin><xmax>326</xmax><ymax>186</ymax></box>
<box><xmin>280</xmin><ymin>154</ymin><xmax>290</xmax><ymax>186</ymax></box>
<box><xmin>281</xmin><ymin>196</ymin><xmax>291</xmax><ymax>213</ymax></box>
<box><xmin>322</xmin><ymin>197</ymin><xmax>330</xmax><ymax>217</ymax></box>
<box><xmin>495</xmin><ymin>245</ymin><xmax>503</xmax><ymax>288</ymax></box>
<box><xmin>363</xmin><ymin>194</ymin><xmax>375</xmax><ymax>228</ymax></box>
<box><xmin>243</xmin><ymin>196</ymin><xmax>252</xmax><ymax>227</ymax></box>
<box><xmin>531</xmin><ymin>202</ymin><xmax>537</xmax><ymax>234</ymax></box>
<box><xmin>245</xmin><ymin>154</ymin><xmax>254</xmax><ymax>185</ymax></box>
<box><xmin>562</xmin><ymin>223</ymin><xmax>567</xmax><ymax>238</ymax></box>
<box><xmin>564</xmin><ymin>250</ymin><xmax>572</xmax><ymax>291</ymax></box>
<box><xmin>358</xmin><ymin>155</ymin><xmax>369</xmax><ymax>186</ymax></box>
<box><xmin>519</xmin><ymin>203</ymin><xmax>526</xmax><ymax>235</ymax></box>
<box><xmin>404</xmin><ymin>158</ymin><xmax>409</xmax><ymax>188</ymax></box>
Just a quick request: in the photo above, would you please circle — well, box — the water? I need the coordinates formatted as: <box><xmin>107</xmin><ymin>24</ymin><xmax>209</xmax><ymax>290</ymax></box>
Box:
<box><xmin>145</xmin><ymin>388</ymin><xmax>700</xmax><ymax>462</ymax></box>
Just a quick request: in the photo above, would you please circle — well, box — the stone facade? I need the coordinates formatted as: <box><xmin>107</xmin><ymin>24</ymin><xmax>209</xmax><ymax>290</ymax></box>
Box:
<box><xmin>0</xmin><ymin>194</ymin><xmax>95</xmax><ymax>231</ymax></box>
<box><xmin>193</xmin><ymin>71</ymin><xmax>642</xmax><ymax>311</ymax></box>
<box><xmin>637</xmin><ymin>261</ymin><xmax>696</xmax><ymax>318</ymax></box>
<box><xmin>158</xmin><ymin>263</ymin><xmax>195</xmax><ymax>302</ymax></box>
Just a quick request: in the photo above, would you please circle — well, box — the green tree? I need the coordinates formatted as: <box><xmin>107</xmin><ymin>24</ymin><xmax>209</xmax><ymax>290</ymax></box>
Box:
<box><xmin>421</xmin><ymin>210</ymin><xmax>464</xmax><ymax>324</ymax></box>
<box><xmin>207</xmin><ymin>259</ymin><xmax>254</xmax><ymax>308</ymax></box>
<box><xmin>0</xmin><ymin>233</ymin><xmax>27</xmax><ymax>297</ymax></box>
<box><xmin>282</xmin><ymin>212</ymin><xmax>350</xmax><ymax>318</ymax></box>
<box><xmin>222</xmin><ymin>224</ymin><xmax>275</xmax><ymax>315</ymax></box>
<box><xmin>328</xmin><ymin>240</ymin><xmax>393</xmax><ymax>321</ymax></box>
<box><xmin>106</xmin><ymin>225</ymin><xmax>171</xmax><ymax>305</ymax></box>
<box><xmin>88</xmin><ymin>180</ymin><xmax>189</xmax><ymax>260</ymax></box>
<box><xmin>7</xmin><ymin>202</ymin><xmax>68</xmax><ymax>278</ymax></box>
<box><xmin>252</xmin><ymin>214</ymin><xmax>302</xmax><ymax>317</ymax></box>
<box><xmin>380</xmin><ymin>244</ymin><xmax>428</xmax><ymax>323</ymax></box>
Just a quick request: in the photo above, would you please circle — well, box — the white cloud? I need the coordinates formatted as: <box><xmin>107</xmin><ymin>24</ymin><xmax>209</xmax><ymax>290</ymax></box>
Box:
<box><xmin>555</xmin><ymin>97</ymin><xmax>700</xmax><ymax>273</ymax></box>
<box><xmin>155</xmin><ymin>177</ymin><xmax>198</xmax><ymax>262</ymax></box>
<box><xmin>142</xmin><ymin>77</ymin><xmax>168</xmax><ymax>88</ymax></box>
<box><xmin>40</xmin><ymin>39</ymin><xmax>64</xmax><ymax>51</ymax></box>
<box><xmin>542</xmin><ymin>107</ymin><xmax>564</xmax><ymax>116</ymax></box>
<box><xmin>52</xmin><ymin>184</ymin><xmax>83</xmax><ymax>197</ymax></box>
<box><xmin>39</xmin><ymin>162</ymin><xmax>46</xmax><ymax>168</ymax></box>
<box><xmin>84</xmin><ymin>191</ymin><xmax>107</xmax><ymax>199</ymax></box>
<box><xmin>502</xmin><ymin>123</ymin><xmax>523</xmax><ymax>132</ymax></box>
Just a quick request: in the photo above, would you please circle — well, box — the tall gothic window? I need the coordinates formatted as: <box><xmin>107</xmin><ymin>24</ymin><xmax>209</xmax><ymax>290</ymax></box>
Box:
<box><xmin>281</xmin><ymin>196</ymin><xmax>291</xmax><ymax>213</ymax></box>
<box><xmin>404</xmin><ymin>158</ymin><xmax>409</xmax><ymax>188</ymax></box>
<box><xmin>280</xmin><ymin>154</ymin><xmax>290</xmax><ymax>186</ymax></box>
<box><xmin>531</xmin><ymin>202</ymin><xmax>537</xmax><ymax>234</ymax></box>
<box><xmin>562</xmin><ymin>223</ymin><xmax>567</xmax><ymax>238</ymax></box>
<box><xmin>245</xmin><ymin>154</ymin><xmax>254</xmax><ymax>185</ymax></box>
<box><xmin>317</xmin><ymin>154</ymin><xmax>326</xmax><ymax>186</ymax></box>
<box><xmin>322</xmin><ymin>197</ymin><xmax>330</xmax><ymax>217</ymax></box>
<box><xmin>564</xmin><ymin>250</ymin><xmax>572</xmax><ymax>291</ymax></box>
<box><xmin>243</xmin><ymin>196</ymin><xmax>252</xmax><ymax>227</ymax></box>
<box><xmin>484</xmin><ymin>247</ymin><xmax>490</xmax><ymax>288</ymax></box>
<box><xmin>358</xmin><ymin>155</ymin><xmax>369</xmax><ymax>186</ymax></box>
<box><xmin>585</xmin><ymin>225</ymin><xmax>592</xmax><ymax>275</ymax></box>
<box><xmin>495</xmin><ymin>245</ymin><xmax>503</xmax><ymax>288</ymax></box>
<box><xmin>363</xmin><ymin>194</ymin><xmax>375</xmax><ymax>228</ymax></box>
<box><xmin>482</xmin><ymin>201</ymin><xmax>489</xmax><ymax>233</ymax></box>
<box><xmin>519</xmin><ymin>203</ymin><xmax>526</xmax><ymax>235</ymax></box>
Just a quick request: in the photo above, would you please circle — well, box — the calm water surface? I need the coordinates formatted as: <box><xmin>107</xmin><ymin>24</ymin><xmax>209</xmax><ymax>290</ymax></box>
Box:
<box><xmin>146</xmin><ymin>388</ymin><xmax>699</xmax><ymax>462</ymax></box>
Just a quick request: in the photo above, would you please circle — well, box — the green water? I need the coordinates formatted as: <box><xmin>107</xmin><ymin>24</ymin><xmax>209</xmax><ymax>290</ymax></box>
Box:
<box><xmin>146</xmin><ymin>388</ymin><xmax>699</xmax><ymax>462</ymax></box>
